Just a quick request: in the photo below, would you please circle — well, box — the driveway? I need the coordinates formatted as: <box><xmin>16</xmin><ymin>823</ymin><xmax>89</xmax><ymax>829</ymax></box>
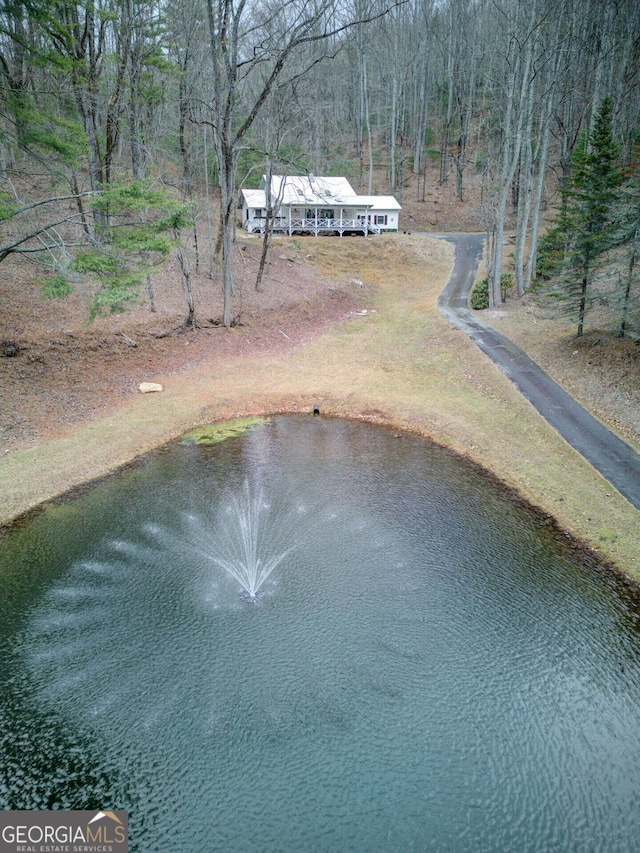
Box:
<box><xmin>437</xmin><ymin>232</ymin><xmax>640</xmax><ymax>511</ymax></box>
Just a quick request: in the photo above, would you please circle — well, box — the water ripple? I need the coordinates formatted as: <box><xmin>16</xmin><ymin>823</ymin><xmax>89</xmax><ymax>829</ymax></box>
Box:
<box><xmin>1</xmin><ymin>416</ymin><xmax>639</xmax><ymax>852</ymax></box>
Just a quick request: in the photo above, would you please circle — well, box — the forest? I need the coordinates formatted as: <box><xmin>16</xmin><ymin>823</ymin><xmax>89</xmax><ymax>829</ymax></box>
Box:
<box><xmin>1</xmin><ymin>0</ymin><xmax>639</xmax><ymax>334</ymax></box>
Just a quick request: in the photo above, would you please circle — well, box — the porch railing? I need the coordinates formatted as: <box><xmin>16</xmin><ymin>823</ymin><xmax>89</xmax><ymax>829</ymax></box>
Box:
<box><xmin>246</xmin><ymin>217</ymin><xmax>379</xmax><ymax>235</ymax></box>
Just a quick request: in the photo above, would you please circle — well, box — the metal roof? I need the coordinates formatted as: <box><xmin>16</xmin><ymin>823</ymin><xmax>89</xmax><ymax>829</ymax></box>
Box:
<box><xmin>352</xmin><ymin>195</ymin><xmax>402</xmax><ymax>211</ymax></box>
<box><xmin>268</xmin><ymin>175</ymin><xmax>356</xmax><ymax>205</ymax></box>
<box><xmin>241</xmin><ymin>177</ymin><xmax>401</xmax><ymax>211</ymax></box>
<box><xmin>241</xmin><ymin>189</ymin><xmax>267</xmax><ymax>207</ymax></box>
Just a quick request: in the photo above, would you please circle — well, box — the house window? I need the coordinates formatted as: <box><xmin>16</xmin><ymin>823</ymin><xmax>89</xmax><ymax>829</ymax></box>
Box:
<box><xmin>254</xmin><ymin>209</ymin><xmax>264</xmax><ymax>218</ymax></box>
<box><xmin>305</xmin><ymin>208</ymin><xmax>335</xmax><ymax>220</ymax></box>
<box><xmin>375</xmin><ymin>214</ymin><xmax>388</xmax><ymax>225</ymax></box>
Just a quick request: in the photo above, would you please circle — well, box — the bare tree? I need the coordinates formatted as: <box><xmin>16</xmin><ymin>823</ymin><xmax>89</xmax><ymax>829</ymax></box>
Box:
<box><xmin>486</xmin><ymin>0</ymin><xmax>538</xmax><ymax>306</ymax></box>
<box><xmin>205</xmin><ymin>0</ymin><xmax>407</xmax><ymax>327</ymax></box>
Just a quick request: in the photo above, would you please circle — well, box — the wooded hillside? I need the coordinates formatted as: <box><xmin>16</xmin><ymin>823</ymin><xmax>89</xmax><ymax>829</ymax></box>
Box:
<box><xmin>1</xmin><ymin>0</ymin><xmax>639</xmax><ymax>332</ymax></box>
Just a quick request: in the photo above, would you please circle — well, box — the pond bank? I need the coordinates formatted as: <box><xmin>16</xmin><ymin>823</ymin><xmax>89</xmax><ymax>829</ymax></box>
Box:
<box><xmin>1</xmin><ymin>235</ymin><xmax>638</xmax><ymax>582</ymax></box>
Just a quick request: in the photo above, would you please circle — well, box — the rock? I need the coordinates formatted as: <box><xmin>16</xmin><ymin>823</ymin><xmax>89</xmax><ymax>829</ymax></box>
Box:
<box><xmin>139</xmin><ymin>382</ymin><xmax>163</xmax><ymax>394</ymax></box>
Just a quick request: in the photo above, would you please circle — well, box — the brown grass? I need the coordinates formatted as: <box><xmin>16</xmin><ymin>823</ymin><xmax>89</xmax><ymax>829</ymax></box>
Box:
<box><xmin>1</xmin><ymin>233</ymin><xmax>638</xmax><ymax>583</ymax></box>
<box><xmin>486</xmin><ymin>300</ymin><xmax>640</xmax><ymax>450</ymax></box>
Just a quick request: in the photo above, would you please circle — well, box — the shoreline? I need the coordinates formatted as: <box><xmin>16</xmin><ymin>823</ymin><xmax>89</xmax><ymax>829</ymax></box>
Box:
<box><xmin>5</xmin><ymin>406</ymin><xmax>639</xmax><ymax>605</ymax></box>
<box><xmin>1</xmin><ymin>235</ymin><xmax>638</xmax><ymax>584</ymax></box>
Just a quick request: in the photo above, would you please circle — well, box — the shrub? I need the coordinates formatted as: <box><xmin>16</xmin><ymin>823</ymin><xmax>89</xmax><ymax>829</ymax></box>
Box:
<box><xmin>470</xmin><ymin>274</ymin><xmax>512</xmax><ymax>310</ymax></box>
<box><xmin>41</xmin><ymin>273</ymin><xmax>74</xmax><ymax>299</ymax></box>
<box><xmin>470</xmin><ymin>277</ymin><xmax>489</xmax><ymax>309</ymax></box>
<box><xmin>536</xmin><ymin>226</ymin><xmax>566</xmax><ymax>279</ymax></box>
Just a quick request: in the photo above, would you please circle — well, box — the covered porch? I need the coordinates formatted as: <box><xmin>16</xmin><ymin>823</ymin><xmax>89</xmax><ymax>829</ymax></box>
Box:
<box><xmin>247</xmin><ymin>209</ymin><xmax>379</xmax><ymax>236</ymax></box>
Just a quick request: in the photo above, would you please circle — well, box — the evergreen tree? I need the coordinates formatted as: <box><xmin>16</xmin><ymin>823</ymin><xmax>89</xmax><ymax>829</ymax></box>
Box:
<box><xmin>557</xmin><ymin>97</ymin><xmax>622</xmax><ymax>337</ymax></box>
<box><xmin>612</xmin><ymin>136</ymin><xmax>640</xmax><ymax>338</ymax></box>
<box><xmin>69</xmin><ymin>181</ymin><xmax>191</xmax><ymax>322</ymax></box>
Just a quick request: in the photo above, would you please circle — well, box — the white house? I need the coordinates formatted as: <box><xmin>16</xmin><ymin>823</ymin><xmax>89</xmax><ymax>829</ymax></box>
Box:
<box><xmin>240</xmin><ymin>175</ymin><xmax>401</xmax><ymax>236</ymax></box>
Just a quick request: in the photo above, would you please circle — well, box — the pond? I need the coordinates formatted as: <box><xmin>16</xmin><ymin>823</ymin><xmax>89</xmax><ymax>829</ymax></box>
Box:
<box><xmin>1</xmin><ymin>416</ymin><xmax>640</xmax><ymax>852</ymax></box>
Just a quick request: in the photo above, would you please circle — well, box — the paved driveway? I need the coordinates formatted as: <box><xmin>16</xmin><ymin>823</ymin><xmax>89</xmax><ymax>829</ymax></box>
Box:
<box><xmin>436</xmin><ymin>232</ymin><xmax>640</xmax><ymax>511</ymax></box>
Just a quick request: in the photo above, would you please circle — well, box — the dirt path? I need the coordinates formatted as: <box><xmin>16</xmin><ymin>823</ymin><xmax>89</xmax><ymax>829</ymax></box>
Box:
<box><xmin>1</xmin><ymin>235</ymin><xmax>638</xmax><ymax>581</ymax></box>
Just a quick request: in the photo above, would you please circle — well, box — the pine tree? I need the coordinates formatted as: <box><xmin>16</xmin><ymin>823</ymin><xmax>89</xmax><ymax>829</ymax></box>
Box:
<box><xmin>70</xmin><ymin>181</ymin><xmax>191</xmax><ymax>322</ymax></box>
<box><xmin>558</xmin><ymin>97</ymin><xmax>622</xmax><ymax>336</ymax></box>
<box><xmin>613</xmin><ymin>136</ymin><xmax>640</xmax><ymax>338</ymax></box>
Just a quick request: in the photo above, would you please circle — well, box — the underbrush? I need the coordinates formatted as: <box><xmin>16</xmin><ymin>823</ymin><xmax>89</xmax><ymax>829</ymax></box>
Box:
<box><xmin>470</xmin><ymin>274</ymin><xmax>513</xmax><ymax>309</ymax></box>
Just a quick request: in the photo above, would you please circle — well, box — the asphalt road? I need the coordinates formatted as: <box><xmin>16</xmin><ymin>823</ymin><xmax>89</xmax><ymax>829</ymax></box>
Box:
<box><xmin>436</xmin><ymin>232</ymin><xmax>640</xmax><ymax>511</ymax></box>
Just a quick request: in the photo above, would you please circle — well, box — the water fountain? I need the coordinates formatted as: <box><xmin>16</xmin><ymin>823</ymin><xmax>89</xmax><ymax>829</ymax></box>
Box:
<box><xmin>1</xmin><ymin>415</ymin><xmax>640</xmax><ymax>853</ymax></box>
<box><xmin>190</xmin><ymin>479</ymin><xmax>297</xmax><ymax>602</ymax></box>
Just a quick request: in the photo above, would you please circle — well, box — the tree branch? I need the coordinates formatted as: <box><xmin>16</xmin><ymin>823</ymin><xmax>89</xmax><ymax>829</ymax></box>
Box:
<box><xmin>0</xmin><ymin>213</ymin><xmax>87</xmax><ymax>263</ymax></box>
<box><xmin>233</xmin><ymin>0</ymin><xmax>410</xmax><ymax>145</ymax></box>
<box><xmin>0</xmin><ymin>192</ymin><xmax>96</xmax><ymax>221</ymax></box>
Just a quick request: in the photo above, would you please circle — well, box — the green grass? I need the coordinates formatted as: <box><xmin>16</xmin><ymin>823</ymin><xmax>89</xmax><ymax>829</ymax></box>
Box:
<box><xmin>181</xmin><ymin>417</ymin><xmax>268</xmax><ymax>445</ymax></box>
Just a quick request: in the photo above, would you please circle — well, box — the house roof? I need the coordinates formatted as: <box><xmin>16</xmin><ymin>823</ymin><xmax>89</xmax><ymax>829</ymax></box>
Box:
<box><xmin>241</xmin><ymin>189</ymin><xmax>266</xmax><ymax>208</ymax></box>
<box><xmin>267</xmin><ymin>175</ymin><xmax>357</xmax><ymax>206</ymax></box>
<box><xmin>240</xmin><ymin>177</ymin><xmax>402</xmax><ymax>212</ymax></box>
<box><xmin>353</xmin><ymin>195</ymin><xmax>402</xmax><ymax>211</ymax></box>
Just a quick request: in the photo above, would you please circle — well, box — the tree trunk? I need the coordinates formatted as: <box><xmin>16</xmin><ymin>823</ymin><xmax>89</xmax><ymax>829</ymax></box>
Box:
<box><xmin>455</xmin><ymin>75</ymin><xmax>474</xmax><ymax>203</ymax></box>
<box><xmin>255</xmin><ymin>157</ymin><xmax>274</xmax><ymax>292</ymax></box>
<box><xmin>524</xmin><ymin>65</ymin><xmax>555</xmax><ymax>292</ymax></box>
<box><xmin>179</xmin><ymin>51</ymin><xmax>192</xmax><ymax>196</ymax></box>
<box><xmin>440</xmin><ymin>36</ymin><xmax>454</xmax><ymax>185</ymax></box>
<box><xmin>71</xmin><ymin>171</ymin><xmax>90</xmax><ymax>238</ymax></box>
<box><xmin>619</xmin><ymin>222</ymin><xmax>638</xmax><ymax>338</ymax></box>
<box><xmin>514</xmin><ymin>80</ymin><xmax>536</xmax><ymax>296</ymax></box>
<box><xmin>577</xmin><ymin>265</ymin><xmax>588</xmax><ymax>337</ymax></box>
<box><xmin>193</xmin><ymin>217</ymin><xmax>200</xmax><ymax>274</ymax></box>
<box><xmin>146</xmin><ymin>270</ymin><xmax>156</xmax><ymax>313</ymax></box>
<box><xmin>203</xmin><ymin>125</ymin><xmax>215</xmax><ymax>279</ymax></box>
<box><xmin>490</xmin><ymin>29</ymin><xmax>532</xmax><ymax>306</ymax></box>
<box><xmin>74</xmin><ymin>84</ymin><xmax>105</xmax><ymax>227</ymax></box>
<box><xmin>413</xmin><ymin>50</ymin><xmax>429</xmax><ymax>178</ymax></box>
<box><xmin>490</xmin><ymin>58</ymin><xmax>519</xmax><ymax>307</ymax></box>
<box><xmin>129</xmin><ymin>34</ymin><xmax>144</xmax><ymax>179</ymax></box>
<box><xmin>105</xmin><ymin>0</ymin><xmax>131</xmax><ymax>187</ymax></box>
<box><xmin>390</xmin><ymin>75</ymin><xmax>398</xmax><ymax>190</ymax></box>
<box><xmin>219</xmin><ymin>149</ymin><xmax>236</xmax><ymax>328</ymax></box>
<box><xmin>363</xmin><ymin>56</ymin><xmax>374</xmax><ymax>195</ymax></box>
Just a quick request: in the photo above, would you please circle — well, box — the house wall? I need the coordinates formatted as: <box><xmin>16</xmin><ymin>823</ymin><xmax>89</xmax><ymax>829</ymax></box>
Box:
<box><xmin>242</xmin><ymin>178</ymin><xmax>401</xmax><ymax>234</ymax></box>
<box><xmin>242</xmin><ymin>201</ymin><xmax>265</xmax><ymax>228</ymax></box>
<box><xmin>241</xmin><ymin>199</ymin><xmax>400</xmax><ymax>233</ymax></box>
<box><xmin>368</xmin><ymin>212</ymin><xmax>399</xmax><ymax>231</ymax></box>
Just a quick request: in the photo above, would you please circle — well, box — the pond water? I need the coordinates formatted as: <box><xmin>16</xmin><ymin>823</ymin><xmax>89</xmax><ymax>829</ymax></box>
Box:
<box><xmin>1</xmin><ymin>416</ymin><xmax>640</xmax><ymax>852</ymax></box>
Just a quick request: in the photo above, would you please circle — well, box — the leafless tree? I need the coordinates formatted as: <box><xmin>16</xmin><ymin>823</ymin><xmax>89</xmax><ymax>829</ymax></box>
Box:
<box><xmin>204</xmin><ymin>0</ymin><xmax>408</xmax><ymax>327</ymax></box>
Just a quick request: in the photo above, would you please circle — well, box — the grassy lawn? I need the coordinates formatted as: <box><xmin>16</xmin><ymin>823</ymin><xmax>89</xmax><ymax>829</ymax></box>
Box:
<box><xmin>1</xmin><ymin>234</ymin><xmax>638</xmax><ymax>580</ymax></box>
